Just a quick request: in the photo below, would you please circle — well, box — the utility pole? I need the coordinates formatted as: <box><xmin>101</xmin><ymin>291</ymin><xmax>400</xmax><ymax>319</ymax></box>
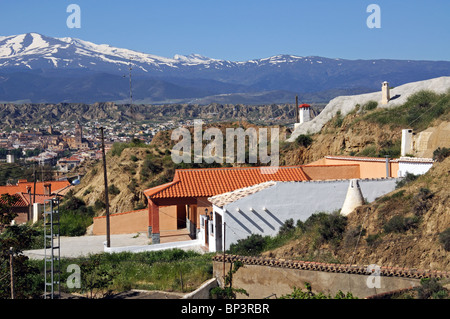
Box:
<box><xmin>33</xmin><ymin>164</ymin><xmax>37</xmax><ymax>204</ymax></box>
<box><xmin>223</xmin><ymin>222</ymin><xmax>226</xmax><ymax>282</ymax></box>
<box><xmin>100</xmin><ymin>127</ymin><xmax>111</xmax><ymax>248</ymax></box>
<box><xmin>9</xmin><ymin>247</ymin><xmax>14</xmax><ymax>299</ymax></box>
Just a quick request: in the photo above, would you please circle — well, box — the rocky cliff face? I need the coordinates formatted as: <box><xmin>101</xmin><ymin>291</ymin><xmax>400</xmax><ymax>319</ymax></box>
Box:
<box><xmin>0</xmin><ymin>102</ymin><xmax>304</xmax><ymax>127</ymax></box>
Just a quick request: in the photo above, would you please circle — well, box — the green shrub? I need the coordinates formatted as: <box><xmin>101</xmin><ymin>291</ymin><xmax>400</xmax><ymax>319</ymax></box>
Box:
<box><xmin>279</xmin><ymin>282</ymin><xmax>357</xmax><ymax>299</ymax></box>
<box><xmin>108</xmin><ymin>184</ymin><xmax>121</xmax><ymax>196</ymax></box>
<box><xmin>141</xmin><ymin>154</ymin><xmax>163</xmax><ymax>181</ymax></box>
<box><xmin>412</xmin><ymin>188</ymin><xmax>433</xmax><ymax>216</ymax></box>
<box><xmin>111</xmin><ymin>139</ymin><xmax>150</xmax><ymax>157</ymax></box>
<box><xmin>433</xmin><ymin>147</ymin><xmax>450</xmax><ymax>162</ymax></box>
<box><xmin>415</xmin><ymin>278</ymin><xmax>448</xmax><ymax>299</ymax></box>
<box><xmin>333</xmin><ymin>111</ymin><xmax>344</xmax><ymax>128</ymax></box>
<box><xmin>278</xmin><ymin>218</ymin><xmax>295</xmax><ymax>236</ymax></box>
<box><xmin>59</xmin><ymin>193</ymin><xmax>94</xmax><ymax>236</ymax></box>
<box><xmin>383</xmin><ymin>215</ymin><xmax>419</xmax><ymax>233</ymax></box>
<box><xmin>295</xmin><ymin>134</ymin><xmax>313</xmax><ymax>148</ymax></box>
<box><xmin>228</xmin><ymin>234</ymin><xmax>266</xmax><ymax>256</ymax></box>
<box><xmin>439</xmin><ymin>228</ymin><xmax>450</xmax><ymax>252</ymax></box>
<box><xmin>395</xmin><ymin>172</ymin><xmax>419</xmax><ymax>189</ymax></box>
<box><xmin>59</xmin><ymin>212</ymin><xmax>92</xmax><ymax>236</ymax></box>
<box><xmin>94</xmin><ymin>199</ymin><xmax>106</xmax><ymax>211</ymax></box>
<box><xmin>362</xmin><ymin>101</ymin><xmax>378</xmax><ymax>112</ymax></box>
<box><xmin>358</xmin><ymin>145</ymin><xmax>377</xmax><ymax>157</ymax></box>
<box><xmin>364</xmin><ymin>90</ymin><xmax>450</xmax><ymax>131</ymax></box>
<box><xmin>317</xmin><ymin>212</ymin><xmax>348</xmax><ymax>246</ymax></box>
<box><xmin>366</xmin><ymin>233</ymin><xmax>382</xmax><ymax>247</ymax></box>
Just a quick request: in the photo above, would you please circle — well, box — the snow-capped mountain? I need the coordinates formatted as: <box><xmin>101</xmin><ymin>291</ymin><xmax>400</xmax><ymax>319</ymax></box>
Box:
<box><xmin>1</xmin><ymin>33</ymin><xmax>450</xmax><ymax>104</ymax></box>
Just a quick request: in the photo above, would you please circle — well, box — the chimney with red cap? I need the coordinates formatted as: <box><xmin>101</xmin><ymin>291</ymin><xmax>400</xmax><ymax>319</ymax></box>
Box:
<box><xmin>299</xmin><ymin>103</ymin><xmax>311</xmax><ymax>124</ymax></box>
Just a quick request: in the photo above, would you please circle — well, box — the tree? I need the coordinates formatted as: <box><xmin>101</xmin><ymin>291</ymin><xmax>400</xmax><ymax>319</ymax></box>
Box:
<box><xmin>0</xmin><ymin>194</ymin><xmax>41</xmax><ymax>299</ymax></box>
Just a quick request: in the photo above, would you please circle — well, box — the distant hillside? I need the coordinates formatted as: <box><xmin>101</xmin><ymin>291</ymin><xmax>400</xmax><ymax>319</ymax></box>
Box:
<box><xmin>0</xmin><ymin>102</ymin><xmax>313</xmax><ymax>128</ymax></box>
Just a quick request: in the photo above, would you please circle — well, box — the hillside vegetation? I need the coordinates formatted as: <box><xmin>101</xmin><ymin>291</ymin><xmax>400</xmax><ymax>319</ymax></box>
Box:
<box><xmin>280</xmin><ymin>89</ymin><xmax>450</xmax><ymax>165</ymax></box>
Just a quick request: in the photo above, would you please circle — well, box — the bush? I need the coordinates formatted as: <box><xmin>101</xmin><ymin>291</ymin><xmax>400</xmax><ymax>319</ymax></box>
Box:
<box><xmin>439</xmin><ymin>228</ymin><xmax>450</xmax><ymax>252</ymax></box>
<box><xmin>364</xmin><ymin>90</ymin><xmax>450</xmax><ymax>131</ymax></box>
<box><xmin>228</xmin><ymin>234</ymin><xmax>266</xmax><ymax>256</ymax></box>
<box><xmin>415</xmin><ymin>278</ymin><xmax>448</xmax><ymax>299</ymax></box>
<box><xmin>295</xmin><ymin>134</ymin><xmax>313</xmax><ymax>148</ymax></box>
<box><xmin>279</xmin><ymin>282</ymin><xmax>357</xmax><ymax>299</ymax></box>
<box><xmin>395</xmin><ymin>172</ymin><xmax>419</xmax><ymax>189</ymax></box>
<box><xmin>362</xmin><ymin>101</ymin><xmax>378</xmax><ymax>112</ymax></box>
<box><xmin>141</xmin><ymin>155</ymin><xmax>163</xmax><ymax>181</ymax></box>
<box><xmin>433</xmin><ymin>147</ymin><xmax>450</xmax><ymax>162</ymax></box>
<box><xmin>383</xmin><ymin>215</ymin><xmax>419</xmax><ymax>233</ymax></box>
<box><xmin>59</xmin><ymin>193</ymin><xmax>94</xmax><ymax>236</ymax></box>
<box><xmin>333</xmin><ymin>111</ymin><xmax>344</xmax><ymax>128</ymax></box>
<box><xmin>317</xmin><ymin>212</ymin><xmax>348</xmax><ymax>245</ymax></box>
<box><xmin>365</xmin><ymin>233</ymin><xmax>382</xmax><ymax>247</ymax></box>
<box><xmin>412</xmin><ymin>188</ymin><xmax>433</xmax><ymax>216</ymax></box>
<box><xmin>108</xmin><ymin>184</ymin><xmax>121</xmax><ymax>196</ymax></box>
<box><xmin>60</xmin><ymin>212</ymin><xmax>92</xmax><ymax>236</ymax></box>
<box><xmin>278</xmin><ymin>218</ymin><xmax>295</xmax><ymax>236</ymax></box>
<box><xmin>94</xmin><ymin>199</ymin><xmax>106</xmax><ymax>211</ymax></box>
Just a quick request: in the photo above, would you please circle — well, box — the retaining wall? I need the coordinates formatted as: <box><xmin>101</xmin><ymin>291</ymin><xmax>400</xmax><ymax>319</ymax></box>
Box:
<box><xmin>212</xmin><ymin>255</ymin><xmax>450</xmax><ymax>299</ymax></box>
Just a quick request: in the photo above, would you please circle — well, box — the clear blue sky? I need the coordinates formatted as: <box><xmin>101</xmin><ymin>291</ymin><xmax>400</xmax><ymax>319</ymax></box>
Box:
<box><xmin>1</xmin><ymin>0</ymin><xmax>449</xmax><ymax>61</ymax></box>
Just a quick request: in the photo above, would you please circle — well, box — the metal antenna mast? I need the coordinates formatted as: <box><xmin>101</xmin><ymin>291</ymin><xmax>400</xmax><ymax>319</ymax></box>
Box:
<box><xmin>44</xmin><ymin>198</ymin><xmax>61</xmax><ymax>299</ymax></box>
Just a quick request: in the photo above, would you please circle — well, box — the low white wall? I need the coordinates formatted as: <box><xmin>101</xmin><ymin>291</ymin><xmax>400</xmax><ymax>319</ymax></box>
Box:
<box><xmin>398</xmin><ymin>162</ymin><xmax>433</xmax><ymax>177</ymax></box>
<box><xmin>103</xmin><ymin>239</ymin><xmax>202</xmax><ymax>254</ymax></box>
<box><xmin>182</xmin><ymin>278</ymin><xmax>218</xmax><ymax>299</ymax></box>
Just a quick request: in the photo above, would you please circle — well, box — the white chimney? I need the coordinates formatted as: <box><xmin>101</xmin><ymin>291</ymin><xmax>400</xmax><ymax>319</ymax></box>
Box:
<box><xmin>381</xmin><ymin>81</ymin><xmax>390</xmax><ymax>105</ymax></box>
<box><xmin>340</xmin><ymin>179</ymin><xmax>365</xmax><ymax>216</ymax></box>
<box><xmin>401</xmin><ymin>129</ymin><xmax>413</xmax><ymax>157</ymax></box>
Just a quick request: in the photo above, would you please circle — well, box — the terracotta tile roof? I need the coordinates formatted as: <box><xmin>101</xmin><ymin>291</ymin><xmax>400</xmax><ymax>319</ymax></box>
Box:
<box><xmin>0</xmin><ymin>193</ymin><xmax>28</xmax><ymax>207</ymax></box>
<box><xmin>144</xmin><ymin>166</ymin><xmax>309</xmax><ymax>199</ymax></box>
<box><xmin>0</xmin><ymin>180</ymin><xmax>71</xmax><ymax>196</ymax></box>
<box><xmin>19</xmin><ymin>193</ymin><xmax>57</xmax><ymax>205</ymax></box>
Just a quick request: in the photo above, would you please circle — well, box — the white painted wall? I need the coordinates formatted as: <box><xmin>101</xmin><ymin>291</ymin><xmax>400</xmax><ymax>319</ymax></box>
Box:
<box><xmin>398</xmin><ymin>161</ymin><xmax>433</xmax><ymax>177</ymax></box>
<box><xmin>209</xmin><ymin>179</ymin><xmax>399</xmax><ymax>252</ymax></box>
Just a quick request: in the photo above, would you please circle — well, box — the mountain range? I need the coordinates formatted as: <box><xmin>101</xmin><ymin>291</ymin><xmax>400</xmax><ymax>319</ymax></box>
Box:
<box><xmin>1</xmin><ymin>33</ymin><xmax>450</xmax><ymax>104</ymax></box>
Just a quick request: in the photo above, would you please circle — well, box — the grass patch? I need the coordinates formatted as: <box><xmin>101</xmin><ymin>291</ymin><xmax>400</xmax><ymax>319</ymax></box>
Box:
<box><xmin>29</xmin><ymin>249</ymin><xmax>214</xmax><ymax>297</ymax></box>
<box><xmin>364</xmin><ymin>90</ymin><xmax>450</xmax><ymax>131</ymax></box>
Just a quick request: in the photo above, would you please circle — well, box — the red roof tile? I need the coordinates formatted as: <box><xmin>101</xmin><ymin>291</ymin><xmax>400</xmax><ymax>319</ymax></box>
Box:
<box><xmin>0</xmin><ymin>193</ymin><xmax>28</xmax><ymax>207</ymax></box>
<box><xmin>144</xmin><ymin>166</ymin><xmax>309</xmax><ymax>199</ymax></box>
<box><xmin>0</xmin><ymin>180</ymin><xmax>71</xmax><ymax>196</ymax></box>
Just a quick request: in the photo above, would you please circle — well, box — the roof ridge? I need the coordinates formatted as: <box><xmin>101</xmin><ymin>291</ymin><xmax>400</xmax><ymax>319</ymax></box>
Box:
<box><xmin>175</xmin><ymin>165</ymin><xmax>304</xmax><ymax>172</ymax></box>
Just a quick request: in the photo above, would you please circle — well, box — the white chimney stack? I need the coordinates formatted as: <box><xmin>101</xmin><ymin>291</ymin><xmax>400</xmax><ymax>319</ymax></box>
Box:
<box><xmin>340</xmin><ymin>179</ymin><xmax>365</xmax><ymax>216</ymax></box>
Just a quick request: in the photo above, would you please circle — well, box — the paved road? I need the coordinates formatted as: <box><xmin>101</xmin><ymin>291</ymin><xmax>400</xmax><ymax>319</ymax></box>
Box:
<box><xmin>24</xmin><ymin>232</ymin><xmax>151</xmax><ymax>259</ymax></box>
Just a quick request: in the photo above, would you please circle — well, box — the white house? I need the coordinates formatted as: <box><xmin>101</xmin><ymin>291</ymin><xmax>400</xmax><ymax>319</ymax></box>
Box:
<box><xmin>204</xmin><ymin>178</ymin><xmax>399</xmax><ymax>253</ymax></box>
